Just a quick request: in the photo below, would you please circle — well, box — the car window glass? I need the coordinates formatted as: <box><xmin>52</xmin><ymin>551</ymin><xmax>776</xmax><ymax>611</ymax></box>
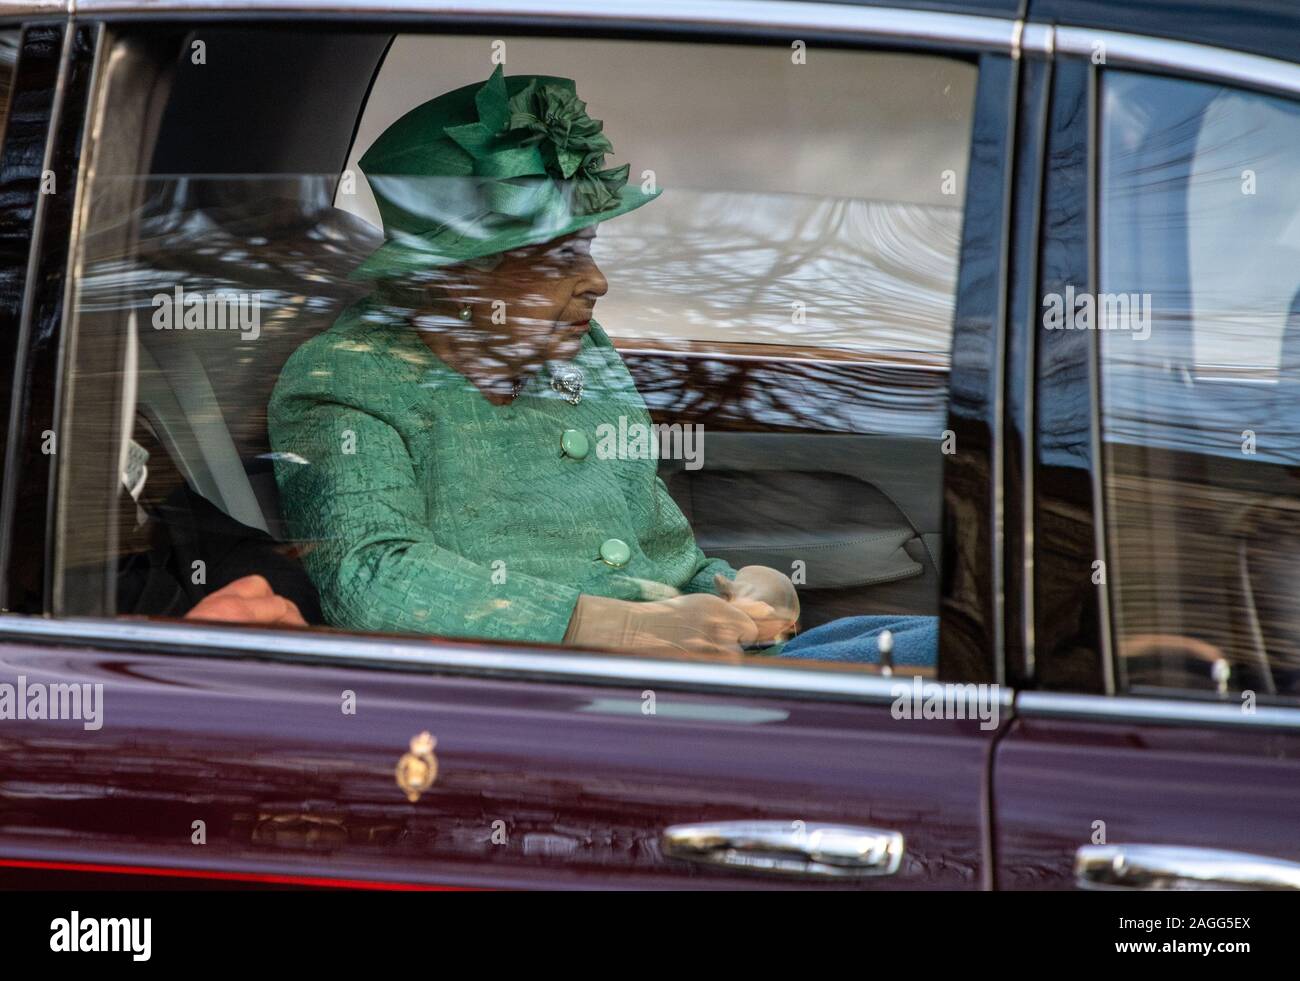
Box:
<box><xmin>57</xmin><ymin>28</ymin><xmax>977</xmax><ymax>677</ymax></box>
<box><xmin>1099</xmin><ymin>69</ymin><xmax>1300</xmax><ymax>699</ymax></box>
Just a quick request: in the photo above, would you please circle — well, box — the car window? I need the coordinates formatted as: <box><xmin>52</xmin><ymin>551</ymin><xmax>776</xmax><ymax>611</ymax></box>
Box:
<box><xmin>1099</xmin><ymin>69</ymin><xmax>1300</xmax><ymax>699</ymax></box>
<box><xmin>56</xmin><ymin>27</ymin><xmax>977</xmax><ymax>676</ymax></box>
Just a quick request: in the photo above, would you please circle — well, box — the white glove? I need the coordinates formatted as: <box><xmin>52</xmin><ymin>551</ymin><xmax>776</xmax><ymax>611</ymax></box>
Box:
<box><xmin>563</xmin><ymin>592</ymin><xmax>760</xmax><ymax>661</ymax></box>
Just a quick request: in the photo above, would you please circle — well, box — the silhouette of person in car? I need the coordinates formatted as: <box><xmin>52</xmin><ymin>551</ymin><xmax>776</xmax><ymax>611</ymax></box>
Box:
<box><xmin>114</xmin><ymin>424</ymin><xmax>320</xmax><ymax>628</ymax></box>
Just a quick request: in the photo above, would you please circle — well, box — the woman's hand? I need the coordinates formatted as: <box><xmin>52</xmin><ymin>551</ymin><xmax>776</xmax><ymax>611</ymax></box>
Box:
<box><xmin>184</xmin><ymin>574</ymin><xmax>307</xmax><ymax>627</ymax></box>
<box><xmin>715</xmin><ymin>566</ymin><xmax>799</xmax><ymax>644</ymax></box>
<box><xmin>563</xmin><ymin>593</ymin><xmax>760</xmax><ymax>661</ymax></box>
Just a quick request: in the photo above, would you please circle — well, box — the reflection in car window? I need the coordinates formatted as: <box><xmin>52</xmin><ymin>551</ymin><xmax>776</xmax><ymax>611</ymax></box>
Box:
<box><xmin>1100</xmin><ymin>70</ymin><xmax>1300</xmax><ymax>699</ymax></box>
<box><xmin>58</xmin><ymin>29</ymin><xmax>977</xmax><ymax>674</ymax></box>
<box><xmin>0</xmin><ymin>30</ymin><xmax>17</xmax><ymax>142</ymax></box>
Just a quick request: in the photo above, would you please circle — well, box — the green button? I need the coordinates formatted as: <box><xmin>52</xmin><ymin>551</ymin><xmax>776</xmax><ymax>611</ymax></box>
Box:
<box><xmin>599</xmin><ymin>538</ymin><xmax>631</xmax><ymax>568</ymax></box>
<box><xmin>560</xmin><ymin>428</ymin><xmax>589</xmax><ymax>460</ymax></box>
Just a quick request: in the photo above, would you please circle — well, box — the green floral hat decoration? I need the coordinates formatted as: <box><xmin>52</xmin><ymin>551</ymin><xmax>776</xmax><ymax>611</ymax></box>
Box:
<box><xmin>351</xmin><ymin>65</ymin><xmax>659</xmax><ymax>280</ymax></box>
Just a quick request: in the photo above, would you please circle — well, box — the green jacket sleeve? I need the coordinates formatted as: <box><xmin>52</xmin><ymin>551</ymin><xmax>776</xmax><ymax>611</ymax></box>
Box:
<box><xmin>686</xmin><ymin>553</ymin><xmax>739</xmax><ymax>594</ymax></box>
<box><xmin>647</xmin><ymin>473</ymin><xmax>737</xmax><ymax>595</ymax></box>
<box><xmin>269</xmin><ymin>341</ymin><xmax>582</xmax><ymax>643</ymax></box>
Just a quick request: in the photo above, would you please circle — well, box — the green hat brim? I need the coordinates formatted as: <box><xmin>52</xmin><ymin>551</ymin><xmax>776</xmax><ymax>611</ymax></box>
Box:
<box><xmin>350</xmin><ymin>185</ymin><xmax>660</xmax><ymax>282</ymax></box>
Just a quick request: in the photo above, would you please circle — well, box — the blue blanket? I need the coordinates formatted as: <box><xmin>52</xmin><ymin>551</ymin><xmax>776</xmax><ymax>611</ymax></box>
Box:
<box><xmin>776</xmin><ymin>615</ymin><xmax>938</xmax><ymax>666</ymax></box>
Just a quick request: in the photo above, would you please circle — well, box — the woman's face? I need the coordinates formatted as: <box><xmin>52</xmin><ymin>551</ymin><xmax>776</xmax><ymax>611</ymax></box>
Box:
<box><xmin>437</xmin><ymin>226</ymin><xmax>609</xmax><ymax>368</ymax></box>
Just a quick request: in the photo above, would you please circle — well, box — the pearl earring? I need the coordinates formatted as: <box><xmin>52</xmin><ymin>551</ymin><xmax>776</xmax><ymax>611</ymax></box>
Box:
<box><xmin>457</xmin><ymin>305</ymin><xmax>473</xmax><ymax>322</ymax></box>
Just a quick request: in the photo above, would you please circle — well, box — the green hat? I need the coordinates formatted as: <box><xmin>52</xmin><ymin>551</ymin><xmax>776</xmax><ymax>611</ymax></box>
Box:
<box><xmin>351</xmin><ymin>65</ymin><xmax>659</xmax><ymax>280</ymax></box>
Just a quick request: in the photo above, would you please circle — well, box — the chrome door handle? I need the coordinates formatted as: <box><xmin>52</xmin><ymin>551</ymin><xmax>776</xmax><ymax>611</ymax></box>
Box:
<box><xmin>661</xmin><ymin>821</ymin><xmax>904</xmax><ymax>879</ymax></box>
<box><xmin>1075</xmin><ymin>844</ymin><xmax>1300</xmax><ymax>890</ymax></box>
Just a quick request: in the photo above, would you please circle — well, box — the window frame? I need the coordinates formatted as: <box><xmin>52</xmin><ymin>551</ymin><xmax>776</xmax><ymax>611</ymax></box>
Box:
<box><xmin>0</xmin><ymin>19</ymin><xmax>97</xmax><ymax>614</ymax></box>
<box><xmin>0</xmin><ymin>1</ymin><xmax>1015</xmax><ymax>704</ymax></box>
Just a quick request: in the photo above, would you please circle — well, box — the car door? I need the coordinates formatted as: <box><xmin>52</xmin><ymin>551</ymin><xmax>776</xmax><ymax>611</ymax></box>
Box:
<box><xmin>0</xmin><ymin>3</ymin><xmax>1016</xmax><ymax>890</ymax></box>
<box><xmin>993</xmin><ymin>14</ymin><xmax>1300</xmax><ymax>890</ymax></box>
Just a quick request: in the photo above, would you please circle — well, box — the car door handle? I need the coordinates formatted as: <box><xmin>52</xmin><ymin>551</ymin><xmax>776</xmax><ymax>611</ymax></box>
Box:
<box><xmin>1075</xmin><ymin>844</ymin><xmax>1300</xmax><ymax>890</ymax></box>
<box><xmin>661</xmin><ymin>821</ymin><xmax>904</xmax><ymax>879</ymax></box>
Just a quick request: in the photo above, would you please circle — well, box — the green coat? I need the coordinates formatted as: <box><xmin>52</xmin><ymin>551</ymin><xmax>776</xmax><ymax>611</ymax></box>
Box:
<box><xmin>268</xmin><ymin>298</ymin><xmax>735</xmax><ymax>643</ymax></box>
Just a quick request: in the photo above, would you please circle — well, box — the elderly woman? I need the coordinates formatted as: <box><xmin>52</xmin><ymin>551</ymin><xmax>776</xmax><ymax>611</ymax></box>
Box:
<box><xmin>269</xmin><ymin>66</ymin><xmax>936</xmax><ymax>665</ymax></box>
